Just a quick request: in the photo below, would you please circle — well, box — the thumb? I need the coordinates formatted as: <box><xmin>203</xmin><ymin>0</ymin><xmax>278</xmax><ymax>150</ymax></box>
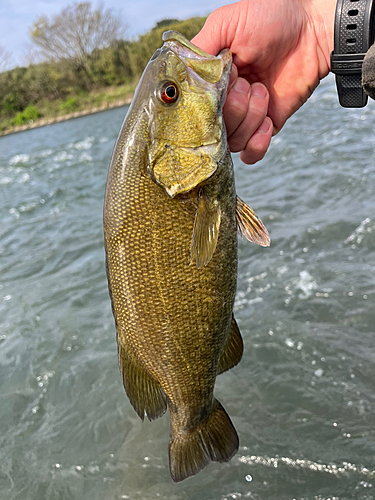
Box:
<box><xmin>191</xmin><ymin>6</ymin><xmax>233</xmax><ymax>56</ymax></box>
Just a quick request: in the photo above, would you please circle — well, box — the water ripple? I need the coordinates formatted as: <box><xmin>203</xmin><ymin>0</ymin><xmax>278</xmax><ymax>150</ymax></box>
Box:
<box><xmin>1</xmin><ymin>87</ymin><xmax>375</xmax><ymax>500</ymax></box>
<box><xmin>238</xmin><ymin>453</ymin><xmax>375</xmax><ymax>479</ymax></box>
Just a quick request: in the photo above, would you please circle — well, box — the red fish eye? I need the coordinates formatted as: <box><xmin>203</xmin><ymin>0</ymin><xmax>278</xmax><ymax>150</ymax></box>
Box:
<box><xmin>160</xmin><ymin>82</ymin><xmax>178</xmax><ymax>104</ymax></box>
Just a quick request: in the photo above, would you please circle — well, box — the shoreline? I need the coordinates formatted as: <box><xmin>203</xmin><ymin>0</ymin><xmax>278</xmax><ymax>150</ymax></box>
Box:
<box><xmin>0</xmin><ymin>95</ymin><xmax>133</xmax><ymax>138</ymax></box>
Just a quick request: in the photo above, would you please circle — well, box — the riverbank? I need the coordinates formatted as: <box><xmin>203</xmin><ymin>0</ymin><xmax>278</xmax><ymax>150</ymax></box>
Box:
<box><xmin>0</xmin><ymin>96</ymin><xmax>133</xmax><ymax>137</ymax></box>
<box><xmin>0</xmin><ymin>17</ymin><xmax>206</xmax><ymax>139</ymax></box>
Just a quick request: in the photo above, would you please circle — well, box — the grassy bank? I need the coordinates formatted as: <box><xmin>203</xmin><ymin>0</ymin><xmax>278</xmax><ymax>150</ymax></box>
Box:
<box><xmin>0</xmin><ymin>17</ymin><xmax>206</xmax><ymax>136</ymax></box>
<box><xmin>0</xmin><ymin>83</ymin><xmax>135</xmax><ymax>136</ymax></box>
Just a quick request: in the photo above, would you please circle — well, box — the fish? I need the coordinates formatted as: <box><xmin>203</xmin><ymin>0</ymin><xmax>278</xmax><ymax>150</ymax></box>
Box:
<box><xmin>103</xmin><ymin>30</ymin><xmax>270</xmax><ymax>482</ymax></box>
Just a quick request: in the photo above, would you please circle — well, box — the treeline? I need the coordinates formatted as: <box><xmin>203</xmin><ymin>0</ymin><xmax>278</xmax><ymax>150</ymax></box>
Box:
<box><xmin>0</xmin><ymin>17</ymin><xmax>205</xmax><ymax>131</ymax></box>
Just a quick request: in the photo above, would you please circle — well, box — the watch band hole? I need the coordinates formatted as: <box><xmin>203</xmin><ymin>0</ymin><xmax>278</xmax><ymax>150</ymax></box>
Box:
<box><xmin>348</xmin><ymin>9</ymin><xmax>359</xmax><ymax>16</ymax></box>
<box><xmin>347</xmin><ymin>23</ymin><xmax>357</xmax><ymax>30</ymax></box>
<box><xmin>350</xmin><ymin>0</ymin><xmax>359</xmax><ymax>2</ymax></box>
<box><xmin>346</xmin><ymin>38</ymin><xmax>357</xmax><ymax>44</ymax></box>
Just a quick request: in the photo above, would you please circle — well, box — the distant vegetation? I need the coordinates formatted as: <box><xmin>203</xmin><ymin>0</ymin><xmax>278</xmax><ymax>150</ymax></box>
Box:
<box><xmin>0</xmin><ymin>2</ymin><xmax>206</xmax><ymax>133</ymax></box>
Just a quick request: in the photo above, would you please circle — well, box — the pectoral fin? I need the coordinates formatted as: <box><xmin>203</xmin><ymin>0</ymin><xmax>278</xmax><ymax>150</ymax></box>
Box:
<box><xmin>190</xmin><ymin>188</ymin><xmax>221</xmax><ymax>269</ymax></box>
<box><xmin>236</xmin><ymin>196</ymin><xmax>270</xmax><ymax>247</ymax></box>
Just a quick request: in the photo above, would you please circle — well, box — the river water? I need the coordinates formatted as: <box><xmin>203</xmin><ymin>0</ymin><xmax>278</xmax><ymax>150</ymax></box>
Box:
<box><xmin>1</xmin><ymin>75</ymin><xmax>375</xmax><ymax>500</ymax></box>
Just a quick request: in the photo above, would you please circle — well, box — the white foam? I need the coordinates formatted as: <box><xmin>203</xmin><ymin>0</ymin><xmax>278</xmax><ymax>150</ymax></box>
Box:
<box><xmin>18</xmin><ymin>173</ymin><xmax>30</xmax><ymax>183</ymax></box>
<box><xmin>0</xmin><ymin>177</ymin><xmax>12</xmax><ymax>185</ymax></box>
<box><xmin>296</xmin><ymin>270</ymin><xmax>318</xmax><ymax>299</ymax></box>
<box><xmin>38</xmin><ymin>149</ymin><xmax>53</xmax><ymax>158</ymax></box>
<box><xmin>248</xmin><ymin>297</ymin><xmax>263</xmax><ymax>305</ymax></box>
<box><xmin>79</xmin><ymin>152</ymin><xmax>93</xmax><ymax>162</ymax></box>
<box><xmin>53</xmin><ymin>151</ymin><xmax>74</xmax><ymax>162</ymax></box>
<box><xmin>345</xmin><ymin>217</ymin><xmax>372</xmax><ymax>245</ymax></box>
<box><xmin>9</xmin><ymin>208</ymin><xmax>19</xmax><ymax>219</ymax></box>
<box><xmin>238</xmin><ymin>453</ymin><xmax>375</xmax><ymax>479</ymax></box>
<box><xmin>71</xmin><ymin>136</ymin><xmax>95</xmax><ymax>150</ymax></box>
<box><xmin>9</xmin><ymin>154</ymin><xmax>29</xmax><ymax>165</ymax></box>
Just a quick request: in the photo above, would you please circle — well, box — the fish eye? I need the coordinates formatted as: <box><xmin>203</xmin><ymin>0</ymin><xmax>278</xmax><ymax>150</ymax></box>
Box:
<box><xmin>159</xmin><ymin>82</ymin><xmax>179</xmax><ymax>104</ymax></box>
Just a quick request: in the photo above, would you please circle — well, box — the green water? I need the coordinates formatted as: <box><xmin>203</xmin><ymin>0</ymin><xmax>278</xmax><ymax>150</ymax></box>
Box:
<box><xmin>1</xmin><ymin>75</ymin><xmax>375</xmax><ymax>500</ymax></box>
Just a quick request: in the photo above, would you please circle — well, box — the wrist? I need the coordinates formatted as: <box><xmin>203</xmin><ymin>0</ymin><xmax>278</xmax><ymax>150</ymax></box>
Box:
<box><xmin>304</xmin><ymin>0</ymin><xmax>336</xmax><ymax>78</ymax></box>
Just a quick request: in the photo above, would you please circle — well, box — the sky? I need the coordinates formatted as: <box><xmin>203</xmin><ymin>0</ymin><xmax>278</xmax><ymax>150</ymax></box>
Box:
<box><xmin>0</xmin><ymin>0</ymin><xmax>236</xmax><ymax>69</ymax></box>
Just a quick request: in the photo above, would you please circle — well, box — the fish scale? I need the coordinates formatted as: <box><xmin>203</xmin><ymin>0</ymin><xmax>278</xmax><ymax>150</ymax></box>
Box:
<box><xmin>107</xmin><ymin>140</ymin><xmax>237</xmax><ymax>398</ymax></box>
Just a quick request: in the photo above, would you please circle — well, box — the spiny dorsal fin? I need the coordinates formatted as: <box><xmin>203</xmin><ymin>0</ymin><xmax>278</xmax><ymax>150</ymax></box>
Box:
<box><xmin>217</xmin><ymin>315</ymin><xmax>243</xmax><ymax>375</ymax></box>
<box><xmin>117</xmin><ymin>341</ymin><xmax>167</xmax><ymax>421</ymax></box>
<box><xmin>190</xmin><ymin>188</ymin><xmax>221</xmax><ymax>269</ymax></box>
<box><xmin>236</xmin><ymin>195</ymin><xmax>270</xmax><ymax>247</ymax></box>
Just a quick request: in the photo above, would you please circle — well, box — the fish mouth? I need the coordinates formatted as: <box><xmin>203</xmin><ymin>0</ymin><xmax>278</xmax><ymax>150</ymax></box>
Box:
<box><xmin>162</xmin><ymin>30</ymin><xmax>231</xmax><ymax>90</ymax></box>
<box><xmin>162</xmin><ymin>30</ymin><xmax>220</xmax><ymax>60</ymax></box>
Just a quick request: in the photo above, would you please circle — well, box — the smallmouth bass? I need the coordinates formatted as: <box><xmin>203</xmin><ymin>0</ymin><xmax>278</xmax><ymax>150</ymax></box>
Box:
<box><xmin>103</xmin><ymin>31</ymin><xmax>270</xmax><ymax>482</ymax></box>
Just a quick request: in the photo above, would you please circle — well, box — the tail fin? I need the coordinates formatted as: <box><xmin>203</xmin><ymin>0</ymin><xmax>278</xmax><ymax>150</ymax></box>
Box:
<box><xmin>169</xmin><ymin>399</ymin><xmax>239</xmax><ymax>482</ymax></box>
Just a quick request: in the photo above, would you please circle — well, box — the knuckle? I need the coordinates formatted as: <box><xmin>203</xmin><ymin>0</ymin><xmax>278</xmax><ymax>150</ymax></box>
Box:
<box><xmin>224</xmin><ymin>92</ymin><xmax>249</xmax><ymax>122</ymax></box>
<box><xmin>228</xmin><ymin>136</ymin><xmax>245</xmax><ymax>153</ymax></box>
<box><xmin>249</xmin><ymin>101</ymin><xmax>268</xmax><ymax>124</ymax></box>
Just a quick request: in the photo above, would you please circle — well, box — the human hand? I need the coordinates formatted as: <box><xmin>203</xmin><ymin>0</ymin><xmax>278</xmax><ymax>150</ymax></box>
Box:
<box><xmin>192</xmin><ymin>0</ymin><xmax>335</xmax><ymax>164</ymax></box>
<box><xmin>363</xmin><ymin>43</ymin><xmax>375</xmax><ymax>101</ymax></box>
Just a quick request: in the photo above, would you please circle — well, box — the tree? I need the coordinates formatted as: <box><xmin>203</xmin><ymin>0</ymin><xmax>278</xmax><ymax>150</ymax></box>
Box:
<box><xmin>0</xmin><ymin>46</ymin><xmax>11</xmax><ymax>73</ymax></box>
<box><xmin>152</xmin><ymin>19</ymin><xmax>180</xmax><ymax>30</ymax></box>
<box><xmin>29</xmin><ymin>2</ymin><xmax>126</xmax><ymax>70</ymax></box>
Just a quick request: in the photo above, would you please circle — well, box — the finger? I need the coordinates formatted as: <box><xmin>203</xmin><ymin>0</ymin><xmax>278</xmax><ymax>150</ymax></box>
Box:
<box><xmin>227</xmin><ymin>63</ymin><xmax>238</xmax><ymax>93</ymax></box>
<box><xmin>223</xmin><ymin>76</ymin><xmax>251</xmax><ymax>137</ymax></box>
<box><xmin>227</xmin><ymin>82</ymin><xmax>269</xmax><ymax>153</ymax></box>
<box><xmin>240</xmin><ymin>117</ymin><xmax>273</xmax><ymax>165</ymax></box>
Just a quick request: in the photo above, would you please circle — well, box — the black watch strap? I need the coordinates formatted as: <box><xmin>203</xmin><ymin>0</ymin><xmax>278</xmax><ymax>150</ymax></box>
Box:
<box><xmin>331</xmin><ymin>0</ymin><xmax>375</xmax><ymax>107</ymax></box>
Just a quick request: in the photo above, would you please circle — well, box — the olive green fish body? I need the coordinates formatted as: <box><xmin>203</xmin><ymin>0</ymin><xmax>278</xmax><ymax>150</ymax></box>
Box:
<box><xmin>104</xmin><ymin>31</ymin><xmax>269</xmax><ymax>482</ymax></box>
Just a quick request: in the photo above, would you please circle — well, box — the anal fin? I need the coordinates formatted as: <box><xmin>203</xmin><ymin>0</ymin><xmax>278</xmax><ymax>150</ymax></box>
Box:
<box><xmin>217</xmin><ymin>315</ymin><xmax>243</xmax><ymax>375</ymax></box>
<box><xmin>190</xmin><ymin>188</ymin><xmax>221</xmax><ymax>269</ymax></box>
<box><xmin>236</xmin><ymin>195</ymin><xmax>270</xmax><ymax>247</ymax></box>
<box><xmin>117</xmin><ymin>340</ymin><xmax>167</xmax><ymax>421</ymax></box>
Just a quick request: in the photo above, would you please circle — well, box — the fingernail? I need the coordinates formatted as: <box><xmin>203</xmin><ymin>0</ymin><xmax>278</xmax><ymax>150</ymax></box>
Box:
<box><xmin>252</xmin><ymin>83</ymin><xmax>267</xmax><ymax>98</ymax></box>
<box><xmin>258</xmin><ymin>118</ymin><xmax>271</xmax><ymax>134</ymax></box>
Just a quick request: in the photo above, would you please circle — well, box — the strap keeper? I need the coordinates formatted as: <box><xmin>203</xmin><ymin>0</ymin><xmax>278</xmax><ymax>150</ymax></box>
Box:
<box><xmin>330</xmin><ymin>52</ymin><xmax>367</xmax><ymax>75</ymax></box>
